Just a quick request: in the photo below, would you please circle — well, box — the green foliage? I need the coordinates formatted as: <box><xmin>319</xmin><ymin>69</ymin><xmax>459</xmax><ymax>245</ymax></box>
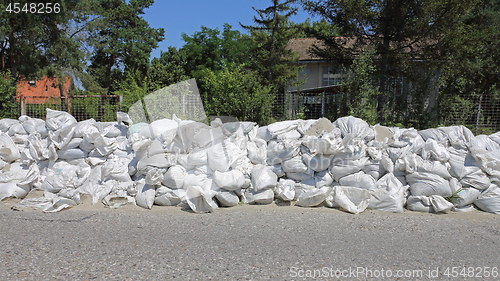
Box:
<box><xmin>87</xmin><ymin>0</ymin><xmax>165</xmax><ymax>89</ymax></box>
<box><xmin>344</xmin><ymin>49</ymin><xmax>379</xmax><ymax>124</ymax></box>
<box><xmin>147</xmin><ymin>47</ymin><xmax>190</xmax><ymax>93</ymax></box>
<box><xmin>0</xmin><ymin>71</ymin><xmax>19</xmax><ymax>118</ymax></box>
<box><xmin>200</xmin><ymin>65</ymin><xmax>274</xmax><ymax>125</ymax></box>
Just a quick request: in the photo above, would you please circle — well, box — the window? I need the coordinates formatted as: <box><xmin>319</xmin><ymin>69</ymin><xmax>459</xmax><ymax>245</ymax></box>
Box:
<box><xmin>322</xmin><ymin>66</ymin><xmax>347</xmax><ymax>86</ymax></box>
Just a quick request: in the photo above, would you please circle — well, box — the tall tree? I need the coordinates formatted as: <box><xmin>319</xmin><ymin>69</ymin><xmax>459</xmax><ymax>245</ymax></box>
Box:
<box><xmin>438</xmin><ymin>0</ymin><xmax>500</xmax><ymax>133</ymax></box>
<box><xmin>241</xmin><ymin>0</ymin><xmax>301</xmax><ymax>87</ymax></box>
<box><xmin>87</xmin><ymin>0</ymin><xmax>164</xmax><ymax>91</ymax></box>
<box><xmin>0</xmin><ymin>0</ymin><xmax>86</xmax><ymax>80</ymax></box>
<box><xmin>302</xmin><ymin>0</ymin><xmax>478</xmax><ymax>123</ymax></box>
<box><xmin>181</xmin><ymin>24</ymin><xmax>250</xmax><ymax>78</ymax></box>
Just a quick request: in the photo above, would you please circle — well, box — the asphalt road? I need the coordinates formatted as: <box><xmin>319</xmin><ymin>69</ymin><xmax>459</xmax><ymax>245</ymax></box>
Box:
<box><xmin>0</xmin><ymin>202</ymin><xmax>499</xmax><ymax>280</ymax></box>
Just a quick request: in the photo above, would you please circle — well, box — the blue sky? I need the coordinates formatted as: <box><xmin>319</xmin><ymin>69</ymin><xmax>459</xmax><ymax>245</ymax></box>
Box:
<box><xmin>142</xmin><ymin>0</ymin><xmax>311</xmax><ymax>59</ymax></box>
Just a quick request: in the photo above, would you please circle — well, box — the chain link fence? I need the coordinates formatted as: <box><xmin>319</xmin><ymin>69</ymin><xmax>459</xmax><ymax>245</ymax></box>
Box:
<box><xmin>282</xmin><ymin>90</ymin><xmax>500</xmax><ymax>134</ymax></box>
<box><xmin>16</xmin><ymin>95</ymin><xmax>122</xmax><ymax>122</ymax></box>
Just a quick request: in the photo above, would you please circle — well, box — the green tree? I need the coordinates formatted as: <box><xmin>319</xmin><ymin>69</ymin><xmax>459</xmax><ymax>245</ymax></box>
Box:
<box><xmin>147</xmin><ymin>47</ymin><xmax>190</xmax><ymax>93</ymax></box>
<box><xmin>0</xmin><ymin>71</ymin><xmax>18</xmax><ymax>119</ymax></box>
<box><xmin>87</xmin><ymin>0</ymin><xmax>164</xmax><ymax>91</ymax></box>
<box><xmin>438</xmin><ymin>0</ymin><xmax>500</xmax><ymax>133</ymax></box>
<box><xmin>181</xmin><ymin>24</ymin><xmax>250</xmax><ymax>79</ymax></box>
<box><xmin>241</xmin><ymin>0</ymin><xmax>301</xmax><ymax>87</ymax></box>
<box><xmin>302</xmin><ymin>0</ymin><xmax>478</xmax><ymax>123</ymax></box>
<box><xmin>200</xmin><ymin>65</ymin><xmax>274</xmax><ymax>125</ymax></box>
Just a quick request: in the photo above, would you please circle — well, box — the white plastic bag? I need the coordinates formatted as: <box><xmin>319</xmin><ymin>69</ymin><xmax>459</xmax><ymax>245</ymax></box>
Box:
<box><xmin>0</xmin><ymin>133</ymin><xmax>20</xmax><ymax>162</ymax></box>
<box><xmin>251</xmin><ymin>164</ymin><xmax>277</xmax><ymax>192</ymax></box>
<box><xmin>474</xmin><ymin>184</ymin><xmax>500</xmax><ymax>214</ymax></box>
<box><xmin>274</xmin><ymin>179</ymin><xmax>296</xmax><ymax>201</ymax></box>
<box><xmin>185</xmin><ymin>185</ymin><xmax>217</xmax><ymax>213</ymax></box>
<box><xmin>135</xmin><ymin>183</ymin><xmax>156</xmax><ymax>209</ymax></box>
<box><xmin>333</xmin><ymin>186</ymin><xmax>371</xmax><ymax>214</ymax></box>
<box><xmin>162</xmin><ymin>165</ymin><xmax>186</xmax><ymax>189</ymax></box>
<box><xmin>406</xmin><ymin>172</ymin><xmax>452</xmax><ymax>197</ymax></box>
<box><xmin>338</xmin><ymin>171</ymin><xmax>376</xmax><ymax>189</ymax></box>
<box><xmin>244</xmin><ymin>189</ymin><xmax>275</xmax><ymax>205</ymax></box>
<box><xmin>296</xmin><ymin>186</ymin><xmax>331</xmax><ymax>207</ymax></box>
<box><xmin>214</xmin><ymin>170</ymin><xmax>246</xmax><ymax>191</ymax></box>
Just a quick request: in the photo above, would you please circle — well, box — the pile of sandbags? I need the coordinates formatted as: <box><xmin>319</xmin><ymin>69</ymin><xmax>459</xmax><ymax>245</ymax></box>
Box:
<box><xmin>0</xmin><ymin>109</ymin><xmax>499</xmax><ymax>214</ymax></box>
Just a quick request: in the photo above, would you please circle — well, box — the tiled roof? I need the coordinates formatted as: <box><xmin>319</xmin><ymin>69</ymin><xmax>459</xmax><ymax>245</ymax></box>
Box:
<box><xmin>286</xmin><ymin>38</ymin><xmax>325</xmax><ymax>61</ymax></box>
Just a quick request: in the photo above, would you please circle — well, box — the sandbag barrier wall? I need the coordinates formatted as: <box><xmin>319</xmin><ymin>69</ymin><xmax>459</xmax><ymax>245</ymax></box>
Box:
<box><xmin>0</xmin><ymin>109</ymin><xmax>499</xmax><ymax>214</ymax></box>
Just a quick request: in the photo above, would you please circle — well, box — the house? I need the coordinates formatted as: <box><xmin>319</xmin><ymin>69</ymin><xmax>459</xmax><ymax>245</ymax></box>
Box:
<box><xmin>16</xmin><ymin>76</ymin><xmax>71</xmax><ymax>104</ymax></box>
<box><xmin>285</xmin><ymin>38</ymin><xmax>436</xmax><ymax>120</ymax></box>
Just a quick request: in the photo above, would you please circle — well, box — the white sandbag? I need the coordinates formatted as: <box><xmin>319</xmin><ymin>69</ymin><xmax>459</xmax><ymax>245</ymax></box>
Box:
<box><xmin>0</xmin><ymin>133</ymin><xmax>20</xmax><ymax>162</ymax></box>
<box><xmin>57</xmin><ymin>148</ymin><xmax>88</xmax><ymax>160</ymax></box>
<box><xmin>439</xmin><ymin>125</ymin><xmax>474</xmax><ymax>149</ymax></box>
<box><xmin>266</xmin><ymin>140</ymin><xmax>300</xmax><ymax>165</ymax></box>
<box><xmin>475</xmin><ymin>135</ymin><xmax>500</xmax><ymax>151</ymax></box>
<box><xmin>183</xmin><ymin>172</ymin><xmax>208</xmax><ymax>190</ymax></box>
<box><xmin>8</xmin><ymin>123</ymin><xmax>27</xmax><ymax>136</ymax></box>
<box><xmin>137</xmin><ymin>154</ymin><xmax>177</xmax><ymax>173</ymax></box>
<box><xmin>102</xmin><ymin>157</ymin><xmax>132</xmax><ymax>182</ymax></box>
<box><xmin>304</xmin><ymin>118</ymin><xmax>334</xmax><ymax>136</ymax></box>
<box><xmin>294</xmin><ymin>181</ymin><xmax>316</xmax><ymax>200</ymax></box>
<box><xmin>135</xmin><ymin>183</ymin><xmax>156</xmax><ymax>209</ymax></box>
<box><xmin>429</xmin><ymin>195</ymin><xmax>454</xmax><ymax>213</ymax></box>
<box><xmin>474</xmin><ymin>184</ymin><xmax>500</xmax><ymax>214</ymax></box>
<box><xmin>215</xmin><ymin>190</ymin><xmax>240</xmax><ymax>207</ymax></box>
<box><xmin>0</xmin><ymin>119</ymin><xmax>20</xmax><ymax>133</ymax></box>
<box><xmin>314</xmin><ymin>170</ymin><xmax>334</xmax><ymax>188</ymax></box>
<box><xmin>162</xmin><ymin>165</ymin><xmax>186</xmax><ymax>189</ymax></box>
<box><xmin>267</xmin><ymin>120</ymin><xmax>299</xmax><ymax>138</ymax></box>
<box><xmin>276</xmin><ymin>129</ymin><xmax>301</xmax><ymax>140</ymax></box>
<box><xmin>447</xmin><ymin>147</ymin><xmax>482</xmax><ymax>179</ymax></box>
<box><xmin>468</xmin><ymin>146</ymin><xmax>500</xmax><ymax>178</ymax></box>
<box><xmin>251</xmin><ymin>164</ymin><xmax>277</xmax><ymax>192</ymax></box>
<box><xmin>368</xmin><ymin>173</ymin><xmax>407</xmax><ymax>213</ymax></box>
<box><xmin>330</xmin><ymin>156</ymin><xmax>369</xmax><ymax>181</ymax></box>
<box><xmin>296</xmin><ymin>186</ymin><xmax>331</xmax><ymax>207</ymax></box>
<box><xmin>244</xmin><ymin>188</ymin><xmax>274</xmax><ymax>205</ymax></box>
<box><xmin>333</xmin><ymin>116</ymin><xmax>374</xmax><ymax>141</ymax></box>
<box><xmin>207</xmin><ymin>141</ymin><xmax>231</xmax><ymax>172</ymax></box>
<box><xmin>185</xmin><ymin>185</ymin><xmax>217</xmax><ymax>213</ymax></box>
<box><xmin>192</xmin><ymin>127</ymin><xmax>225</xmax><ymax>149</ymax></box>
<box><xmin>460</xmin><ymin>169</ymin><xmax>491</xmax><ymax>190</ymax></box>
<box><xmin>247</xmin><ymin>139</ymin><xmax>267</xmax><ymax>164</ymax></box>
<box><xmin>214</xmin><ymin>170</ymin><xmax>246</xmax><ymax>191</ymax></box>
<box><xmin>145</xmin><ymin>168</ymin><xmax>166</xmax><ymax>186</ymax></box>
<box><xmin>103</xmin><ymin>193</ymin><xmax>136</xmax><ymax>208</ymax></box>
<box><xmin>338</xmin><ymin>171</ymin><xmax>376</xmax><ymax>189</ymax></box>
<box><xmin>270</xmin><ymin>164</ymin><xmax>285</xmax><ymax>178</ymax></box>
<box><xmin>0</xmin><ymin>182</ymin><xmax>30</xmax><ymax>201</ymax></box>
<box><xmin>41</xmin><ymin>160</ymin><xmax>91</xmax><ymax>193</ymax></box>
<box><xmin>154</xmin><ymin>187</ymin><xmax>185</xmax><ymax>206</ymax></box>
<box><xmin>403</xmin><ymin>154</ymin><xmax>451</xmax><ymax>179</ymax></box>
<box><xmin>333</xmin><ymin>186</ymin><xmax>371</xmax><ymax>214</ymax></box>
<box><xmin>406</xmin><ymin>172</ymin><xmax>452</xmax><ymax>197</ymax></box>
<box><xmin>45</xmin><ymin>109</ymin><xmax>77</xmax><ymax>131</ymax></box>
<box><xmin>406</xmin><ymin>195</ymin><xmax>433</xmax><ymax>212</ymax></box>
<box><xmin>451</xmin><ymin>188</ymin><xmax>481</xmax><ymax>208</ymax></box>
<box><xmin>363</xmin><ymin>159</ymin><xmax>386</xmax><ymax>180</ymax></box>
<box><xmin>274</xmin><ymin>179</ymin><xmax>296</xmax><ymax>201</ymax></box>
<box><xmin>282</xmin><ymin>156</ymin><xmax>312</xmax><ymax>174</ymax></box>
<box><xmin>139</xmin><ymin>119</ymin><xmax>178</xmax><ymax>143</ymax></box>
<box><xmin>256</xmin><ymin>126</ymin><xmax>272</xmax><ymax>142</ymax></box>
<box><xmin>421</xmin><ymin>138</ymin><xmax>450</xmax><ymax>162</ymax></box>
<box><xmin>286</xmin><ymin>171</ymin><xmax>314</xmax><ymax>182</ymax></box>
<box><xmin>489</xmin><ymin>131</ymin><xmax>500</xmax><ymax>146</ymax></box>
<box><xmin>302</xmin><ymin>152</ymin><xmax>333</xmax><ymax>172</ymax></box>
<box><xmin>42</xmin><ymin>197</ymin><xmax>78</xmax><ymax>213</ymax></box>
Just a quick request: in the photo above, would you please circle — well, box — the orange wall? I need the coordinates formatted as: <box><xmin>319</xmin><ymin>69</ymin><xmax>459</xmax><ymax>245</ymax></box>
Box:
<box><xmin>16</xmin><ymin>76</ymin><xmax>71</xmax><ymax>104</ymax></box>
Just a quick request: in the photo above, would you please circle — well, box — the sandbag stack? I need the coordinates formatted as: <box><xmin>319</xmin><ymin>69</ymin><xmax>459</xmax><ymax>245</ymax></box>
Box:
<box><xmin>0</xmin><ymin>109</ymin><xmax>499</xmax><ymax>214</ymax></box>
